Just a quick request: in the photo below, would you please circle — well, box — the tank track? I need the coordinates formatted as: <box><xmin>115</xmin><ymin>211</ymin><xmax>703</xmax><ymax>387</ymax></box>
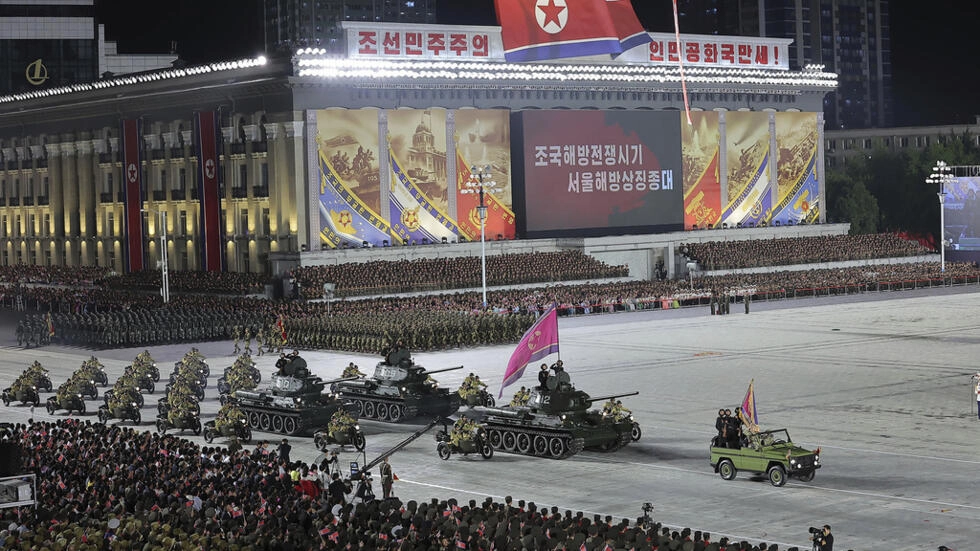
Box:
<box><xmin>241</xmin><ymin>405</ymin><xmax>336</xmax><ymax>436</ymax></box>
<box><xmin>586</xmin><ymin>429</ymin><xmax>632</xmax><ymax>452</ymax></box>
<box><xmin>344</xmin><ymin>394</ymin><xmax>413</xmax><ymax>423</ymax></box>
<box><xmin>483</xmin><ymin>423</ymin><xmax>585</xmax><ymax>460</ymax></box>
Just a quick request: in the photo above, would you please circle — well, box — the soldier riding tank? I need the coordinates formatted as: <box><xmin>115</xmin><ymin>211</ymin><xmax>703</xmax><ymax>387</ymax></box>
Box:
<box><xmin>476</xmin><ymin>363</ymin><xmax>640</xmax><ymax>459</ymax></box>
<box><xmin>331</xmin><ymin>343</ymin><xmax>462</xmax><ymax>423</ymax></box>
<box><xmin>234</xmin><ymin>353</ymin><xmax>354</xmax><ymax>436</ymax></box>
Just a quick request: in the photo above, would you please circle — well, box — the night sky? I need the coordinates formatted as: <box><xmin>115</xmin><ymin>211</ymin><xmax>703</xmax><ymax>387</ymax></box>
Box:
<box><xmin>96</xmin><ymin>0</ymin><xmax>976</xmax><ymax>128</ymax></box>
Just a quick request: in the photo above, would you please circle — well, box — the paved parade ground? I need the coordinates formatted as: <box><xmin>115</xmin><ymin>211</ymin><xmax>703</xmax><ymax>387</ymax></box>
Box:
<box><xmin>2</xmin><ymin>287</ymin><xmax>979</xmax><ymax>551</ymax></box>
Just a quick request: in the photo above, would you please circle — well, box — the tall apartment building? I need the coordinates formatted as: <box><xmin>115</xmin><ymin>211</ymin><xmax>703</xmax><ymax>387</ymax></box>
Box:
<box><xmin>676</xmin><ymin>0</ymin><xmax>892</xmax><ymax>130</ymax></box>
<box><xmin>262</xmin><ymin>0</ymin><xmax>437</xmax><ymax>52</ymax></box>
<box><xmin>0</xmin><ymin>0</ymin><xmax>176</xmax><ymax>95</ymax></box>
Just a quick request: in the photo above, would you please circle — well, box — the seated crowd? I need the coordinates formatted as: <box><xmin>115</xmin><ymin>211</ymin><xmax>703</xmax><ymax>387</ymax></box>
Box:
<box><xmin>289</xmin><ymin>250</ymin><xmax>629</xmax><ymax>299</ymax></box>
<box><xmin>0</xmin><ymin>419</ymin><xmax>809</xmax><ymax>551</ymax></box>
<box><xmin>681</xmin><ymin>233</ymin><xmax>931</xmax><ymax>270</ymax></box>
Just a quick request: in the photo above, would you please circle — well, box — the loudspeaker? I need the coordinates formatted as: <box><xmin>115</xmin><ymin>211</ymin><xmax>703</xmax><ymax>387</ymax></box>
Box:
<box><xmin>0</xmin><ymin>443</ymin><xmax>21</xmax><ymax>476</ymax></box>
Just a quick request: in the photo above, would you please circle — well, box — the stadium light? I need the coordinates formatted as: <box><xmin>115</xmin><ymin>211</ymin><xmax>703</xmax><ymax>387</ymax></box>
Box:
<box><xmin>462</xmin><ymin>165</ymin><xmax>499</xmax><ymax>308</ymax></box>
<box><xmin>926</xmin><ymin>161</ymin><xmax>954</xmax><ymax>274</ymax></box>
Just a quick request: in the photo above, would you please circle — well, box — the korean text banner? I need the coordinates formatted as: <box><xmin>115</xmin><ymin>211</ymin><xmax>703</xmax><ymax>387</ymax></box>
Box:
<box><xmin>723</xmin><ymin>111</ymin><xmax>771</xmax><ymax>227</ymax></box>
<box><xmin>519</xmin><ymin>110</ymin><xmax>683</xmax><ymax>236</ymax></box>
<box><xmin>772</xmin><ymin>112</ymin><xmax>820</xmax><ymax>224</ymax></box>
<box><xmin>455</xmin><ymin>108</ymin><xmax>515</xmax><ymax>240</ymax></box>
<box><xmin>682</xmin><ymin>111</ymin><xmax>721</xmax><ymax>229</ymax></box>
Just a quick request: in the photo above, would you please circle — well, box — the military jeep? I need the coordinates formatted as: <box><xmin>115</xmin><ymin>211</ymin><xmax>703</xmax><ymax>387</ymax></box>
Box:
<box><xmin>709</xmin><ymin>428</ymin><xmax>820</xmax><ymax>487</ymax></box>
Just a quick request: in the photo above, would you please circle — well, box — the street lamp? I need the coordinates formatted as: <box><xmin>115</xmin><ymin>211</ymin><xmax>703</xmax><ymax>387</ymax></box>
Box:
<box><xmin>142</xmin><ymin>209</ymin><xmax>170</xmax><ymax>303</ymax></box>
<box><xmin>926</xmin><ymin>160</ymin><xmax>954</xmax><ymax>274</ymax></box>
<box><xmin>461</xmin><ymin>165</ymin><xmax>500</xmax><ymax>308</ymax></box>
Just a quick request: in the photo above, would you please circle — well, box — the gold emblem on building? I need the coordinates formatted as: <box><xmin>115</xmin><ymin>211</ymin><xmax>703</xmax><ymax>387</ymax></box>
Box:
<box><xmin>25</xmin><ymin>59</ymin><xmax>49</xmax><ymax>86</ymax></box>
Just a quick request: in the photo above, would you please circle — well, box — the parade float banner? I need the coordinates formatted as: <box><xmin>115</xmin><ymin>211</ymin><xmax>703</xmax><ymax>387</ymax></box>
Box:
<box><xmin>517</xmin><ymin>110</ymin><xmax>683</xmax><ymax>237</ymax></box>
<box><xmin>388</xmin><ymin>145</ymin><xmax>460</xmax><ymax>244</ymax></box>
<box><xmin>194</xmin><ymin>111</ymin><xmax>224</xmax><ymax>272</ymax></box>
<box><xmin>682</xmin><ymin>111</ymin><xmax>721</xmax><ymax>230</ymax></box>
<box><xmin>387</xmin><ymin>109</ymin><xmax>450</xmax><ymax>213</ymax></box>
<box><xmin>120</xmin><ymin>118</ymin><xmax>145</xmax><ymax>272</ymax></box>
<box><xmin>772</xmin><ymin>112</ymin><xmax>820</xmax><ymax>224</ymax></box>
<box><xmin>455</xmin><ymin>108</ymin><xmax>516</xmax><ymax>241</ymax></box>
<box><xmin>722</xmin><ymin>111</ymin><xmax>771</xmax><ymax>227</ymax></box>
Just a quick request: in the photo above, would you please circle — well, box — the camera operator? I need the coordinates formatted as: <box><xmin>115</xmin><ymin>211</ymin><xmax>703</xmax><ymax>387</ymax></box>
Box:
<box><xmin>809</xmin><ymin>525</ymin><xmax>833</xmax><ymax>551</ymax></box>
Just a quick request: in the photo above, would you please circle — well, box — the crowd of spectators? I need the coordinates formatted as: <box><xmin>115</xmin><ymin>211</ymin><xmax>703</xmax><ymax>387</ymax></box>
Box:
<box><xmin>96</xmin><ymin>271</ymin><xmax>269</xmax><ymax>296</ymax></box>
<box><xmin>0</xmin><ymin>265</ymin><xmax>110</xmax><ymax>286</ymax></box>
<box><xmin>0</xmin><ymin>419</ymin><xmax>811</xmax><ymax>551</ymax></box>
<box><xmin>681</xmin><ymin>233</ymin><xmax>932</xmax><ymax>270</ymax></box>
<box><xmin>290</xmin><ymin>251</ymin><xmax>629</xmax><ymax>299</ymax></box>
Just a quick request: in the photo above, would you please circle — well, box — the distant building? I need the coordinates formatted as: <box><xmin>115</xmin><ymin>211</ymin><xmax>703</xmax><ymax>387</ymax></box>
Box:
<box><xmin>0</xmin><ymin>0</ymin><xmax>176</xmax><ymax>95</ymax></box>
<box><xmin>825</xmin><ymin>118</ymin><xmax>980</xmax><ymax>168</ymax></box>
<box><xmin>677</xmin><ymin>0</ymin><xmax>892</xmax><ymax>130</ymax></box>
<box><xmin>262</xmin><ymin>0</ymin><xmax>438</xmax><ymax>52</ymax></box>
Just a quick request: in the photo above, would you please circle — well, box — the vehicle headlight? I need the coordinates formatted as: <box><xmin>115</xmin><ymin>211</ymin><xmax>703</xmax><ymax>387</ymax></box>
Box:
<box><xmin>131</xmin><ymin>402</ymin><xmax>137</xmax><ymax>407</ymax></box>
<box><xmin>561</xmin><ymin>414</ymin><xmax>567</xmax><ymax>421</ymax></box>
<box><xmin>789</xmin><ymin>459</ymin><xmax>796</xmax><ymax>465</ymax></box>
<box><xmin>77</xmin><ymin>394</ymin><xmax>83</xmax><ymax>398</ymax></box>
<box><xmin>354</xmin><ymin>425</ymin><xmax>360</xmax><ymax>430</ymax></box>
<box><xmin>814</xmin><ymin>455</ymin><xmax>819</xmax><ymax>463</ymax></box>
<box><xmin>401</xmin><ymin>387</ymin><xmax>406</xmax><ymax>392</ymax></box>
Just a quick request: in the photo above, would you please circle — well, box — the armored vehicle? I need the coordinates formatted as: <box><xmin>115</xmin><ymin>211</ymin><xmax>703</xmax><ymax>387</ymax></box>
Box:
<box><xmin>98</xmin><ymin>402</ymin><xmax>141</xmax><ymax>425</ymax></box>
<box><xmin>476</xmin><ymin>365</ymin><xmax>639</xmax><ymax>459</ymax></box>
<box><xmin>709</xmin><ymin>428</ymin><xmax>820</xmax><ymax>487</ymax></box>
<box><xmin>156</xmin><ymin>412</ymin><xmax>202</xmax><ymax>435</ymax></box>
<box><xmin>235</xmin><ymin>353</ymin><xmax>354</xmax><ymax>436</ymax></box>
<box><xmin>2</xmin><ymin>385</ymin><xmax>40</xmax><ymax>407</ymax></box>
<box><xmin>313</xmin><ymin>424</ymin><xmax>366</xmax><ymax>452</ymax></box>
<box><xmin>331</xmin><ymin>348</ymin><xmax>462</xmax><ymax>423</ymax></box>
<box><xmin>435</xmin><ymin>423</ymin><xmax>494</xmax><ymax>460</ymax></box>
<box><xmin>46</xmin><ymin>392</ymin><xmax>87</xmax><ymax>415</ymax></box>
<box><xmin>203</xmin><ymin>419</ymin><xmax>252</xmax><ymax>444</ymax></box>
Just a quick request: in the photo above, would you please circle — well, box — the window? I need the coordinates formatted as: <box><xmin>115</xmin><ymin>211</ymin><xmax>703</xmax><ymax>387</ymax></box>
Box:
<box><xmin>0</xmin><ymin>179</ymin><xmax>5</xmax><ymax>198</ymax></box>
<box><xmin>239</xmin><ymin>208</ymin><xmax>249</xmax><ymax>235</ymax></box>
<box><xmin>0</xmin><ymin>215</ymin><xmax>6</xmax><ymax>237</ymax></box>
<box><xmin>179</xmin><ymin>210</ymin><xmax>187</xmax><ymax>236</ymax></box>
<box><xmin>43</xmin><ymin>214</ymin><xmax>50</xmax><ymax>236</ymax></box>
<box><xmin>863</xmin><ymin>138</ymin><xmax>872</xmax><ymax>149</ymax></box>
<box><xmin>177</xmin><ymin>168</ymin><xmax>186</xmax><ymax>191</ymax></box>
<box><xmin>26</xmin><ymin>177</ymin><xmax>33</xmax><ymax>197</ymax></box>
<box><xmin>28</xmin><ymin>214</ymin><xmax>35</xmax><ymax>236</ymax></box>
<box><xmin>261</xmin><ymin>208</ymin><xmax>271</xmax><ymax>235</ymax></box>
<box><xmin>14</xmin><ymin>215</ymin><xmax>20</xmax><ymax>237</ymax></box>
<box><xmin>107</xmin><ymin>212</ymin><xmax>114</xmax><ymax>237</ymax></box>
<box><xmin>158</xmin><ymin>168</ymin><xmax>167</xmax><ymax>191</ymax></box>
<box><xmin>103</xmin><ymin>172</ymin><xmax>112</xmax><ymax>193</ymax></box>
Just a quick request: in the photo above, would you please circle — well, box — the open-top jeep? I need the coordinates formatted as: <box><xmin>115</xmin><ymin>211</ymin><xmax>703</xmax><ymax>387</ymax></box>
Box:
<box><xmin>709</xmin><ymin>428</ymin><xmax>820</xmax><ymax>487</ymax></box>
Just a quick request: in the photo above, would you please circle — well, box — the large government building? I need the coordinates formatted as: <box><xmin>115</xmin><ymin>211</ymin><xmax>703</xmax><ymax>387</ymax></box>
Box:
<box><xmin>0</xmin><ymin>21</ymin><xmax>837</xmax><ymax>276</ymax></box>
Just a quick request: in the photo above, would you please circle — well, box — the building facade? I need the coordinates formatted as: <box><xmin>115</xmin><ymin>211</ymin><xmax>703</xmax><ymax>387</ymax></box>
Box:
<box><xmin>678</xmin><ymin>0</ymin><xmax>891</xmax><ymax>130</ymax></box>
<box><xmin>0</xmin><ymin>23</ymin><xmax>835</xmax><ymax>274</ymax></box>
<box><xmin>825</xmin><ymin>119</ymin><xmax>980</xmax><ymax>168</ymax></box>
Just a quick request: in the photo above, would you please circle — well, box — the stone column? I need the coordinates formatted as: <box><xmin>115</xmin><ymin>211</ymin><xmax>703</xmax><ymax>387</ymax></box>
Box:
<box><xmin>284</xmin><ymin>119</ymin><xmax>306</xmax><ymax>253</ymax></box>
<box><xmin>77</xmin><ymin>137</ymin><xmax>95</xmax><ymax>266</ymax></box>
<box><xmin>59</xmin><ymin>140</ymin><xmax>77</xmax><ymax>266</ymax></box>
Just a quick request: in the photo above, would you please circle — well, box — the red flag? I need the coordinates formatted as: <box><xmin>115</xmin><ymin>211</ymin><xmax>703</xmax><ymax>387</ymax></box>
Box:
<box><xmin>495</xmin><ymin>0</ymin><xmax>625</xmax><ymax>62</ymax></box>
<box><xmin>605</xmin><ymin>0</ymin><xmax>653</xmax><ymax>53</ymax></box>
<box><xmin>46</xmin><ymin>313</ymin><xmax>55</xmax><ymax>337</ymax></box>
<box><xmin>499</xmin><ymin>306</ymin><xmax>560</xmax><ymax>398</ymax></box>
<box><xmin>194</xmin><ymin>111</ymin><xmax>224</xmax><ymax>272</ymax></box>
<box><xmin>277</xmin><ymin>315</ymin><xmax>288</xmax><ymax>343</ymax></box>
<box><xmin>740</xmin><ymin>379</ymin><xmax>758</xmax><ymax>427</ymax></box>
<box><xmin>319</xmin><ymin>527</ymin><xmax>332</xmax><ymax>536</ymax></box>
<box><xmin>121</xmin><ymin>118</ymin><xmax>145</xmax><ymax>272</ymax></box>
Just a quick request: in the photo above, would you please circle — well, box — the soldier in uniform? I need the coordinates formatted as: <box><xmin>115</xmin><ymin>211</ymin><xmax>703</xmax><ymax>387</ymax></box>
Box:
<box><xmin>342</xmin><ymin>362</ymin><xmax>366</xmax><ymax>379</ymax></box>
<box><xmin>327</xmin><ymin>409</ymin><xmax>356</xmax><ymax>442</ymax></box>
<box><xmin>255</xmin><ymin>327</ymin><xmax>266</xmax><ymax>356</ymax></box>
<box><xmin>510</xmin><ymin>386</ymin><xmax>530</xmax><ymax>407</ymax></box>
<box><xmin>214</xmin><ymin>403</ymin><xmax>246</xmax><ymax>434</ymax></box>
<box><xmin>537</xmin><ymin>364</ymin><xmax>550</xmax><ymax>391</ymax></box>
<box><xmin>232</xmin><ymin>326</ymin><xmax>242</xmax><ymax>355</ymax></box>
<box><xmin>379</xmin><ymin>456</ymin><xmax>394</xmax><ymax>499</ymax></box>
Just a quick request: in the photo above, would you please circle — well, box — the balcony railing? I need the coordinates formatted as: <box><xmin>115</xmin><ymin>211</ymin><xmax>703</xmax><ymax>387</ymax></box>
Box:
<box><xmin>100</xmin><ymin>192</ymin><xmax>113</xmax><ymax>203</ymax></box>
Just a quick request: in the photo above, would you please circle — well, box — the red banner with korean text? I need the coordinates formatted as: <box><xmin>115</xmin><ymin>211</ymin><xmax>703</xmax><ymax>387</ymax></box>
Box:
<box><xmin>194</xmin><ymin>111</ymin><xmax>223</xmax><ymax>272</ymax></box>
<box><xmin>682</xmin><ymin>111</ymin><xmax>721</xmax><ymax>229</ymax></box>
<box><xmin>121</xmin><ymin>118</ymin><xmax>145</xmax><ymax>273</ymax></box>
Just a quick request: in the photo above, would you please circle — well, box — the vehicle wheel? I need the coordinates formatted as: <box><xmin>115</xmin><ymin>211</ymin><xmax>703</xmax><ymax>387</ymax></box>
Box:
<box><xmin>767</xmin><ymin>464</ymin><xmax>786</xmax><ymax>487</ymax></box>
<box><xmin>259</xmin><ymin>413</ymin><xmax>271</xmax><ymax>431</ymax></box>
<box><xmin>352</xmin><ymin>432</ymin><xmax>366</xmax><ymax>452</ymax></box>
<box><xmin>151</xmin><ymin>370</ymin><xmax>160</xmax><ymax>383</ymax></box>
<box><xmin>548</xmin><ymin>437</ymin><xmax>566</xmax><ymax>458</ymax></box>
<box><xmin>241</xmin><ymin>427</ymin><xmax>252</xmax><ymax>444</ymax></box>
<box><xmin>502</xmin><ymin>431</ymin><xmax>517</xmax><ymax>451</ymax></box>
<box><xmin>78</xmin><ymin>402</ymin><xmax>86</xmax><ymax>414</ymax></box>
<box><xmin>248</xmin><ymin>411</ymin><xmax>260</xmax><ymax>428</ymax></box>
<box><xmin>204</xmin><ymin>429</ymin><xmax>215</xmax><ymax>444</ymax></box>
<box><xmin>480</xmin><ymin>443</ymin><xmax>494</xmax><ymax>459</ymax></box>
<box><xmin>2</xmin><ymin>395</ymin><xmax>9</xmax><ymax>407</ymax></box>
<box><xmin>363</xmin><ymin>401</ymin><xmax>376</xmax><ymax>419</ymax></box>
<box><xmin>193</xmin><ymin>419</ymin><xmax>202</xmax><ymax>436</ymax></box>
<box><xmin>31</xmin><ymin>396</ymin><xmax>39</xmax><ymax>407</ymax></box>
<box><xmin>156</xmin><ymin>419</ymin><xmax>166</xmax><ymax>433</ymax></box>
<box><xmin>46</xmin><ymin>403</ymin><xmax>56</xmax><ymax>415</ymax></box>
<box><xmin>516</xmin><ymin>433</ymin><xmax>531</xmax><ymax>454</ymax></box>
<box><xmin>103</xmin><ymin>391</ymin><xmax>112</xmax><ymax>406</ymax></box>
<box><xmin>89</xmin><ymin>388</ymin><xmax>99</xmax><ymax>400</ymax></box>
<box><xmin>136</xmin><ymin>395</ymin><xmax>144</xmax><ymax>408</ymax></box>
<box><xmin>483</xmin><ymin>395</ymin><xmax>496</xmax><ymax>407</ymax></box>
<box><xmin>718</xmin><ymin>459</ymin><xmax>737</xmax><ymax>481</ymax></box>
<box><xmin>314</xmin><ymin>434</ymin><xmax>326</xmax><ymax>451</ymax></box>
<box><xmin>388</xmin><ymin>404</ymin><xmax>403</xmax><ymax>423</ymax></box>
<box><xmin>272</xmin><ymin>415</ymin><xmax>284</xmax><ymax>433</ymax></box>
<box><xmin>631</xmin><ymin>422</ymin><xmax>642</xmax><ymax>442</ymax></box>
<box><xmin>487</xmin><ymin>429</ymin><xmax>502</xmax><ymax>448</ymax></box>
<box><xmin>252</xmin><ymin>372</ymin><xmax>261</xmax><ymax>384</ymax></box>
<box><xmin>283</xmin><ymin>417</ymin><xmax>298</xmax><ymax>435</ymax></box>
<box><xmin>98</xmin><ymin>409</ymin><xmax>107</xmax><ymax>423</ymax></box>
<box><xmin>798</xmin><ymin>470</ymin><xmax>815</xmax><ymax>482</ymax></box>
<box><xmin>532</xmin><ymin>435</ymin><xmax>548</xmax><ymax>455</ymax></box>
<box><xmin>376</xmin><ymin>403</ymin><xmax>390</xmax><ymax>422</ymax></box>
<box><xmin>133</xmin><ymin>411</ymin><xmax>142</xmax><ymax>425</ymax></box>
<box><xmin>437</xmin><ymin>443</ymin><xmax>451</xmax><ymax>460</ymax></box>
<box><xmin>195</xmin><ymin>389</ymin><xmax>204</xmax><ymax>401</ymax></box>
<box><xmin>146</xmin><ymin>383</ymin><xmax>155</xmax><ymax>394</ymax></box>
<box><xmin>217</xmin><ymin>381</ymin><xmax>230</xmax><ymax>394</ymax></box>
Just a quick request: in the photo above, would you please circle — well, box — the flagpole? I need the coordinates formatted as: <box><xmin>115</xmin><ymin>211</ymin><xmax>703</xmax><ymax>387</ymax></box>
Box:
<box><xmin>553</xmin><ymin>302</ymin><xmax>560</xmax><ymax>363</ymax></box>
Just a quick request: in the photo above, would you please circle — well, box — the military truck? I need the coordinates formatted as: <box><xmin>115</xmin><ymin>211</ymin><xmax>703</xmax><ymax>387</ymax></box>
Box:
<box><xmin>709</xmin><ymin>428</ymin><xmax>821</xmax><ymax>487</ymax></box>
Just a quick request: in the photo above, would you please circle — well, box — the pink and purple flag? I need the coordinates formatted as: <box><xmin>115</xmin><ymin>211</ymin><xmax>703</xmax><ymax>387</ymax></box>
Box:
<box><xmin>741</xmin><ymin>379</ymin><xmax>758</xmax><ymax>425</ymax></box>
<box><xmin>499</xmin><ymin>307</ymin><xmax>560</xmax><ymax>398</ymax></box>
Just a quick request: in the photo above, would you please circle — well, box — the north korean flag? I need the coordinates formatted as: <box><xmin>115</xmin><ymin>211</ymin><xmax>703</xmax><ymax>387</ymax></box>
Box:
<box><xmin>605</xmin><ymin>0</ymin><xmax>653</xmax><ymax>53</ymax></box>
<box><xmin>495</xmin><ymin>0</ymin><xmax>624</xmax><ymax>62</ymax></box>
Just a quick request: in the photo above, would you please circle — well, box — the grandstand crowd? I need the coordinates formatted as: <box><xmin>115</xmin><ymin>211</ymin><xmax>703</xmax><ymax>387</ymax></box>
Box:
<box><xmin>0</xmin><ymin>419</ymin><xmax>810</xmax><ymax>551</ymax></box>
<box><xmin>2</xmin><ymin>233</ymin><xmax>978</xmax><ymax>352</ymax></box>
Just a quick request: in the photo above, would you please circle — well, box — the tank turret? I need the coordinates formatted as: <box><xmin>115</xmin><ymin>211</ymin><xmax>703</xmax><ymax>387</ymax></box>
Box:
<box><xmin>235</xmin><ymin>353</ymin><xmax>355</xmax><ymax>436</ymax></box>
<box><xmin>332</xmin><ymin>347</ymin><xmax>463</xmax><ymax>423</ymax></box>
<box><xmin>475</xmin><ymin>364</ymin><xmax>641</xmax><ymax>460</ymax></box>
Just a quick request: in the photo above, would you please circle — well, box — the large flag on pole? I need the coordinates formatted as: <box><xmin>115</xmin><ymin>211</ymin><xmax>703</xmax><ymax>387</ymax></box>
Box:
<box><xmin>120</xmin><ymin>118</ymin><xmax>145</xmax><ymax>273</ymax></box>
<box><xmin>605</xmin><ymin>0</ymin><xmax>653</xmax><ymax>54</ymax></box>
<box><xmin>495</xmin><ymin>0</ymin><xmax>626</xmax><ymax>62</ymax></box>
<box><xmin>499</xmin><ymin>307</ymin><xmax>560</xmax><ymax>398</ymax></box>
<box><xmin>194</xmin><ymin>111</ymin><xmax>224</xmax><ymax>272</ymax></box>
<box><xmin>740</xmin><ymin>379</ymin><xmax>758</xmax><ymax>428</ymax></box>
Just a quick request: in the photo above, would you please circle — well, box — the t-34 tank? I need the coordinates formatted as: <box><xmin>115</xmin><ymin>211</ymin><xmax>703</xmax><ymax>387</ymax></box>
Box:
<box><xmin>235</xmin><ymin>353</ymin><xmax>354</xmax><ymax>436</ymax></box>
<box><xmin>331</xmin><ymin>345</ymin><xmax>462</xmax><ymax>423</ymax></box>
<box><xmin>477</xmin><ymin>364</ymin><xmax>639</xmax><ymax>459</ymax></box>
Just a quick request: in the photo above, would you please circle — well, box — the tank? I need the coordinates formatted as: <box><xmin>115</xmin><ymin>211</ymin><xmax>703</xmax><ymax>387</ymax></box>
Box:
<box><xmin>331</xmin><ymin>349</ymin><xmax>463</xmax><ymax>423</ymax></box>
<box><xmin>235</xmin><ymin>353</ymin><xmax>354</xmax><ymax>436</ymax></box>
<box><xmin>476</xmin><ymin>365</ymin><xmax>639</xmax><ymax>459</ymax></box>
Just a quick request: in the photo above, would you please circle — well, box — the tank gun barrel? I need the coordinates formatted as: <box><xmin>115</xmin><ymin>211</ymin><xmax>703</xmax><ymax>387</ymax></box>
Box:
<box><xmin>589</xmin><ymin>391</ymin><xmax>640</xmax><ymax>403</ymax></box>
<box><xmin>323</xmin><ymin>376</ymin><xmax>360</xmax><ymax>385</ymax></box>
<box><xmin>421</xmin><ymin>365</ymin><xmax>465</xmax><ymax>376</ymax></box>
